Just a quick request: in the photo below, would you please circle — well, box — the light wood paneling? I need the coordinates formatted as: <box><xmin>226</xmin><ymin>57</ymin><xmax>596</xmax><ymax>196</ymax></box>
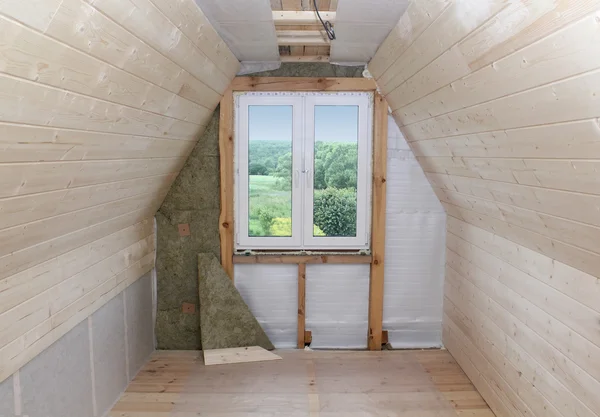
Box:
<box><xmin>0</xmin><ymin>124</ymin><xmax>196</xmax><ymax>163</ymax></box>
<box><xmin>0</xmin><ymin>0</ymin><xmax>239</xmax><ymax>384</ymax></box>
<box><xmin>370</xmin><ymin>2</ymin><xmax>600</xmax><ymax>417</ymax></box>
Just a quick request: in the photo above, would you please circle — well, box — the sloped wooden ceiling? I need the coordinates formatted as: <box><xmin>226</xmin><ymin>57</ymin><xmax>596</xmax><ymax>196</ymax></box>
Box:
<box><xmin>369</xmin><ymin>1</ymin><xmax>600</xmax><ymax>417</ymax></box>
<box><xmin>0</xmin><ymin>0</ymin><xmax>239</xmax><ymax>381</ymax></box>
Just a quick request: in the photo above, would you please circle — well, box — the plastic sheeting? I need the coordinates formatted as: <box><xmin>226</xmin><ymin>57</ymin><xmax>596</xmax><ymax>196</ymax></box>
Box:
<box><xmin>383</xmin><ymin>116</ymin><xmax>446</xmax><ymax>348</ymax></box>
<box><xmin>194</xmin><ymin>0</ymin><xmax>279</xmax><ymax>62</ymax></box>
<box><xmin>306</xmin><ymin>264</ymin><xmax>370</xmax><ymax>349</ymax></box>
<box><xmin>235</xmin><ymin>264</ymin><xmax>298</xmax><ymax>348</ymax></box>
<box><xmin>331</xmin><ymin>0</ymin><xmax>410</xmax><ymax>63</ymax></box>
<box><xmin>232</xmin><ymin>116</ymin><xmax>446</xmax><ymax>350</ymax></box>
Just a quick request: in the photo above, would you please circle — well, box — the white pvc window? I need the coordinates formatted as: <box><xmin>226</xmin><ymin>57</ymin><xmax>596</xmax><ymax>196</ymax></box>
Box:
<box><xmin>235</xmin><ymin>92</ymin><xmax>372</xmax><ymax>250</ymax></box>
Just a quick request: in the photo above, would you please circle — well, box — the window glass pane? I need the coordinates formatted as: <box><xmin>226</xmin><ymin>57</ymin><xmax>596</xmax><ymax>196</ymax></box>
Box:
<box><xmin>313</xmin><ymin>105</ymin><xmax>359</xmax><ymax>237</ymax></box>
<box><xmin>248</xmin><ymin>105</ymin><xmax>293</xmax><ymax>237</ymax></box>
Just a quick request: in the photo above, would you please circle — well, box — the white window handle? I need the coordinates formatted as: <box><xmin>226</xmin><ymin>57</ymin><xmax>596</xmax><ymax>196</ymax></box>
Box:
<box><xmin>294</xmin><ymin>169</ymin><xmax>300</xmax><ymax>188</ymax></box>
<box><xmin>305</xmin><ymin>169</ymin><xmax>312</xmax><ymax>188</ymax></box>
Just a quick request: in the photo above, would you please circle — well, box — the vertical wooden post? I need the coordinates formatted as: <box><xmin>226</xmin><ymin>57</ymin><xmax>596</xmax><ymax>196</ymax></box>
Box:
<box><xmin>297</xmin><ymin>263</ymin><xmax>307</xmax><ymax>349</ymax></box>
<box><xmin>219</xmin><ymin>89</ymin><xmax>235</xmax><ymax>280</ymax></box>
<box><xmin>368</xmin><ymin>93</ymin><xmax>388</xmax><ymax>350</ymax></box>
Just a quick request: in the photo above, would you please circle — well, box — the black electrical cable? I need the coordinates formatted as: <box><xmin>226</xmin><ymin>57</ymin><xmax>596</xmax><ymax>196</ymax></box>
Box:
<box><xmin>314</xmin><ymin>0</ymin><xmax>335</xmax><ymax>40</ymax></box>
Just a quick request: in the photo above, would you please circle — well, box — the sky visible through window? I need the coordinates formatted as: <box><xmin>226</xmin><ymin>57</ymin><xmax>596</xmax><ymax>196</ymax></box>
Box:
<box><xmin>248</xmin><ymin>105</ymin><xmax>358</xmax><ymax>142</ymax></box>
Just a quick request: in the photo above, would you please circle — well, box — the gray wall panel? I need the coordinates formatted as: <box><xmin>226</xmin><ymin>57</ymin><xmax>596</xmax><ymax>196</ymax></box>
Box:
<box><xmin>125</xmin><ymin>272</ymin><xmax>155</xmax><ymax>378</ymax></box>
<box><xmin>21</xmin><ymin>321</ymin><xmax>93</xmax><ymax>417</ymax></box>
<box><xmin>92</xmin><ymin>294</ymin><xmax>128</xmax><ymax>415</ymax></box>
<box><xmin>0</xmin><ymin>376</ymin><xmax>13</xmax><ymax>417</ymax></box>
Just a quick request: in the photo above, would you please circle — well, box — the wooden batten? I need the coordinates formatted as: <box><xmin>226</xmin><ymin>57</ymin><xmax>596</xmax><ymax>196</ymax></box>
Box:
<box><xmin>273</xmin><ymin>11</ymin><xmax>336</xmax><ymax>25</ymax></box>
<box><xmin>280</xmin><ymin>55</ymin><xmax>330</xmax><ymax>62</ymax></box>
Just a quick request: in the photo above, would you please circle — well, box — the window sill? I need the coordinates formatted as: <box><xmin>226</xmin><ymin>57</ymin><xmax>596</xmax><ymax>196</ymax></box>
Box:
<box><xmin>232</xmin><ymin>253</ymin><xmax>372</xmax><ymax>265</ymax></box>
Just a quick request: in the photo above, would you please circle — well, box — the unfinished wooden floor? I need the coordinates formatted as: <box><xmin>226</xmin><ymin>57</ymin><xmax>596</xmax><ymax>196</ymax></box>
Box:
<box><xmin>110</xmin><ymin>350</ymin><xmax>494</xmax><ymax>417</ymax></box>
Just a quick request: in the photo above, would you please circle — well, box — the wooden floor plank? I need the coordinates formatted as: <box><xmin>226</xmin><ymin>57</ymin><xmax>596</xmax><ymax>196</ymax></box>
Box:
<box><xmin>110</xmin><ymin>350</ymin><xmax>495</xmax><ymax>416</ymax></box>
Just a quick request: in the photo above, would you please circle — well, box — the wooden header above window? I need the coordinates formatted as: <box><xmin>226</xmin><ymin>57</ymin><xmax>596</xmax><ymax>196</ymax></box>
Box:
<box><xmin>230</xmin><ymin>77</ymin><xmax>377</xmax><ymax>92</ymax></box>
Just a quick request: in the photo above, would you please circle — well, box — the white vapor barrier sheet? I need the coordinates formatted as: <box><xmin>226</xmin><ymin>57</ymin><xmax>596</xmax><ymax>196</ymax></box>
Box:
<box><xmin>306</xmin><ymin>264</ymin><xmax>370</xmax><ymax>349</ymax></box>
<box><xmin>383</xmin><ymin>115</ymin><xmax>446</xmax><ymax>348</ymax></box>
<box><xmin>194</xmin><ymin>0</ymin><xmax>279</xmax><ymax>62</ymax></box>
<box><xmin>331</xmin><ymin>0</ymin><xmax>410</xmax><ymax>63</ymax></box>
<box><xmin>235</xmin><ymin>264</ymin><xmax>298</xmax><ymax>348</ymax></box>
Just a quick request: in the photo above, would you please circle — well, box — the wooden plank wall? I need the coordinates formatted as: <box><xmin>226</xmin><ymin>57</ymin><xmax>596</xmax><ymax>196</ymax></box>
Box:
<box><xmin>0</xmin><ymin>0</ymin><xmax>239</xmax><ymax>382</ymax></box>
<box><xmin>369</xmin><ymin>1</ymin><xmax>600</xmax><ymax>417</ymax></box>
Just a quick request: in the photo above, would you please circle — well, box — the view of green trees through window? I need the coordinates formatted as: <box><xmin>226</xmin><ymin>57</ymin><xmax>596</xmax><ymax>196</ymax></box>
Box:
<box><xmin>248</xmin><ymin>104</ymin><xmax>359</xmax><ymax>238</ymax></box>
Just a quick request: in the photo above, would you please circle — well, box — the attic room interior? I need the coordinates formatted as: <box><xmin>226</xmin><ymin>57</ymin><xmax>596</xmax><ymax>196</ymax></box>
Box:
<box><xmin>1</xmin><ymin>0</ymin><xmax>599</xmax><ymax>416</ymax></box>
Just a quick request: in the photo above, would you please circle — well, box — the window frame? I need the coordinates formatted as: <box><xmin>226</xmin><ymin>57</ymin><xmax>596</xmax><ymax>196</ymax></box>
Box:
<box><xmin>234</xmin><ymin>91</ymin><xmax>373</xmax><ymax>251</ymax></box>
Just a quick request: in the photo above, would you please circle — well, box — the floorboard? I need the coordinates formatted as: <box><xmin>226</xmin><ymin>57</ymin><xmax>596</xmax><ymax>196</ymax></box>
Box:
<box><xmin>110</xmin><ymin>349</ymin><xmax>494</xmax><ymax>416</ymax></box>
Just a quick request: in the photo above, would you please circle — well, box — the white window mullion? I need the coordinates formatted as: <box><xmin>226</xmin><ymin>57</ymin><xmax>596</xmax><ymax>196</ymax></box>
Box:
<box><xmin>290</xmin><ymin>99</ymin><xmax>304</xmax><ymax>247</ymax></box>
<box><xmin>303</xmin><ymin>96</ymin><xmax>317</xmax><ymax>250</ymax></box>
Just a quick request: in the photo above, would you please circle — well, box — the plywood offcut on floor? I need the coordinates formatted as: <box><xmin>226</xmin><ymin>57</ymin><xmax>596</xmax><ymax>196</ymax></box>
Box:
<box><xmin>109</xmin><ymin>349</ymin><xmax>494</xmax><ymax>416</ymax></box>
<box><xmin>203</xmin><ymin>346</ymin><xmax>282</xmax><ymax>366</ymax></box>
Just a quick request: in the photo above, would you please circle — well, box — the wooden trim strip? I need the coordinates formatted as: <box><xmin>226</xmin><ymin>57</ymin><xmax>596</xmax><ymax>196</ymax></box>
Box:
<box><xmin>233</xmin><ymin>255</ymin><xmax>373</xmax><ymax>264</ymax></box>
<box><xmin>230</xmin><ymin>77</ymin><xmax>377</xmax><ymax>92</ymax></box>
<box><xmin>218</xmin><ymin>89</ymin><xmax>235</xmax><ymax>280</ymax></box>
<box><xmin>368</xmin><ymin>93</ymin><xmax>388</xmax><ymax>351</ymax></box>
<box><xmin>297</xmin><ymin>263</ymin><xmax>306</xmax><ymax>349</ymax></box>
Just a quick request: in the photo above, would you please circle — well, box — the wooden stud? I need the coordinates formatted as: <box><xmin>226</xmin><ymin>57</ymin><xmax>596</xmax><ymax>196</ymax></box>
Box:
<box><xmin>230</xmin><ymin>77</ymin><xmax>377</xmax><ymax>92</ymax></box>
<box><xmin>368</xmin><ymin>93</ymin><xmax>388</xmax><ymax>351</ymax></box>
<box><xmin>218</xmin><ymin>89</ymin><xmax>235</xmax><ymax>280</ymax></box>
<box><xmin>297</xmin><ymin>263</ymin><xmax>307</xmax><ymax>349</ymax></box>
<box><xmin>233</xmin><ymin>255</ymin><xmax>373</xmax><ymax>264</ymax></box>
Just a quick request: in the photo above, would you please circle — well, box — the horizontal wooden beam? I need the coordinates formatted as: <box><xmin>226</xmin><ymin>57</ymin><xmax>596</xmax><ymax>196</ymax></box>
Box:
<box><xmin>230</xmin><ymin>77</ymin><xmax>377</xmax><ymax>92</ymax></box>
<box><xmin>277</xmin><ymin>30</ymin><xmax>327</xmax><ymax>37</ymax></box>
<box><xmin>273</xmin><ymin>11</ymin><xmax>336</xmax><ymax>25</ymax></box>
<box><xmin>278</xmin><ymin>34</ymin><xmax>329</xmax><ymax>46</ymax></box>
<box><xmin>280</xmin><ymin>55</ymin><xmax>330</xmax><ymax>63</ymax></box>
<box><xmin>233</xmin><ymin>254</ymin><xmax>373</xmax><ymax>264</ymax></box>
